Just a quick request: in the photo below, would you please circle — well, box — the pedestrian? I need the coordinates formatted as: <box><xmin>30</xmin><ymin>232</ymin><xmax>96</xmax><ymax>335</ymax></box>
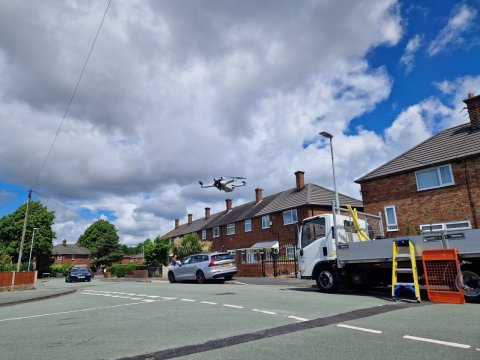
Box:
<box><xmin>171</xmin><ymin>255</ymin><xmax>178</xmax><ymax>266</ymax></box>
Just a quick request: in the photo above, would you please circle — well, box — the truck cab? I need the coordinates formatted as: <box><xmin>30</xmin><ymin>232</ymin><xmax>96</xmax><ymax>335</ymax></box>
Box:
<box><xmin>298</xmin><ymin>213</ymin><xmax>366</xmax><ymax>290</ymax></box>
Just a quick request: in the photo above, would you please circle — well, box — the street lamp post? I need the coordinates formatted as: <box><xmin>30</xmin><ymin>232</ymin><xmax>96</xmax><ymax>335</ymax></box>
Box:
<box><xmin>28</xmin><ymin>228</ymin><xmax>38</xmax><ymax>271</ymax></box>
<box><xmin>320</xmin><ymin>131</ymin><xmax>340</xmax><ymax>214</ymax></box>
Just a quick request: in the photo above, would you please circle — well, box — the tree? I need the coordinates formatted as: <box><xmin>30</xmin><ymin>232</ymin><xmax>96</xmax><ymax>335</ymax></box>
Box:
<box><xmin>144</xmin><ymin>237</ymin><xmax>171</xmax><ymax>266</ymax></box>
<box><xmin>78</xmin><ymin>219</ymin><xmax>122</xmax><ymax>265</ymax></box>
<box><xmin>0</xmin><ymin>201</ymin><xmax>55</xmax><ymax>266</ymax></box>
<box><xmin>172</xmin><ymin>233</ymin><xmax>211</xmax><ymax>259</ymax></box>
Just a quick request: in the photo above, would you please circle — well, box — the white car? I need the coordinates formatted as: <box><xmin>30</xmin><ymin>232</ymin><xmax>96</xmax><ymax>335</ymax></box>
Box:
<box><xmin>168</xmin><ymin>252</ymin><xmax>237</xmax><ymax>284</ymax></box>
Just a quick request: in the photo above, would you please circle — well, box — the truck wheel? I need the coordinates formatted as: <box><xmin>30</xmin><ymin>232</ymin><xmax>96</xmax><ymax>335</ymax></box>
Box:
<box><xmin>462</xmin><ymin>270</ymin><xmax>480</xmax><ymax>302</ymax></box>
<box><xmin>316</xmin><ymin>268</ymin><xmax>339</xmax><ymax>292</ymax></box>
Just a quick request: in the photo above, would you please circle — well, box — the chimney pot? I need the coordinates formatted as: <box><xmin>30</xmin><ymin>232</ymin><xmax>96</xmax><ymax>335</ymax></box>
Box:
<box><xmin>175</xmin><ymin>219</ymin><xmax>180</xmax><ymax>229</ymax></box>
<box><xmin>188</xmin><ymin>214</ymin><xmax>193</xmax><ymax>225</ymax></box>
<box><xmin>255</xmin><ymin>188</ymin><xmax>263</xmax><ymax>203</ymax></box>
<box><xmin>205</xmin><ymin>207</ymin><xmax>211</xmax><ymax>219</ymax></box>
<box><xmin>226</xmin><ymin>199</ymin><xmax>233</xmax><ymax>211</ymax></box>
<box><xmin>295</xmin><ymin>171</ymin><xmax>305</xmax><ymax>191</ymax></box>
<box><xmin>62</xmin><ymin>239</ymin><xmax>67</xmax><ymax>246</ymax></box>
<box><xmin>464</xmin><ymin>92</ymin><xmax>480</xmax><ymax>130</ymax></box>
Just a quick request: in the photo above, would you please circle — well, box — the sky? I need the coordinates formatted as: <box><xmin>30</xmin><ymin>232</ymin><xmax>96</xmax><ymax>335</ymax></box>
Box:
<box><xmin>0</xmin><ymin>0</ymin><xmax>479</xmax><ymax>246</ymax></box>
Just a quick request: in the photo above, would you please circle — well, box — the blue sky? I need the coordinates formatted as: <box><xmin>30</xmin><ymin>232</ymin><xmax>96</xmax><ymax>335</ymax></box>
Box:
<box><xmin>0</xmin><ymin>0</ymin><xmax>479</xmax><ymax>245</ymax></box>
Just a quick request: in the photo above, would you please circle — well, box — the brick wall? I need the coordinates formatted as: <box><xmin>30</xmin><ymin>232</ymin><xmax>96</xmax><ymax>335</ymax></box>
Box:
<box><xmin>360</xmin><ymin>158</ymin><xmax>480</xmax><ymax>236</ymax></box>
<box><xmin>52</xmin><ymin>255</ymin><xmax>93</xmax><ymax>266</ymax></box>
<box><xmin>201</xmin><ymin>206</ymin><xmax>333</xmax><ymax>252</ymax></box>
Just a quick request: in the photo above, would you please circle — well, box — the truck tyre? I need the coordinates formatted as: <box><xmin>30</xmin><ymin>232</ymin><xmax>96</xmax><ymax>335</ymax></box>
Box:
<box><xmin>462</xmin><ymin>269</ymin><xmax>480</xmax><ymax>302</ymax></box>
<box><xmin>316</xmin><ymin>268</ymin><xmax>339</xmax><ymax>292</ymax></box>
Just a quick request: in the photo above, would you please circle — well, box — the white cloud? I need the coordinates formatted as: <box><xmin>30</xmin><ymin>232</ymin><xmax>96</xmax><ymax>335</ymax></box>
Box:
<box><xmin>8</xmin><ymin>1</ymin><xmax>476</xmax><ymax>247</ymax></box>
<box><xmin>427</xmin><ymin>4</ymin><xmax>478</xmax><ymax>56</ymax></box>
<box><xmin>399</xmin><ymin>34</ymin><xmax>423</xmax><ymax>73</ymax></box>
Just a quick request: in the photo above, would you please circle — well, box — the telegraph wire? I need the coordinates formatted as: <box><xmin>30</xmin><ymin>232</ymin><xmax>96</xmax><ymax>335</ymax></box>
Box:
<box><xmin>31</xmin><ymin>0</ymin><xmax>112</xmax><ymax>189</ymax></box>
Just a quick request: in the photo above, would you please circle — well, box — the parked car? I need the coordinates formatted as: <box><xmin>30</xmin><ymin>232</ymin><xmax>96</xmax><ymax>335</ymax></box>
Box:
<box><xmin>65</xmin><ymin>265</ymin><xmax>92</xmax><ymax>283</ymax></box>
<box><xmin>168</xmin><ymin>252</ymin><xmax>237</xmax><ymax>284</ymax></box>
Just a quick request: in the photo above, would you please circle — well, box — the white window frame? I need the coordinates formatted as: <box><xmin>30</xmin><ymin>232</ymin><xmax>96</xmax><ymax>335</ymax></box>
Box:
<box><xmin>227</xmin><ymin>223</ymin><xmax>235</xmax><ymax>235</ymax></box>
<box><xmin>384</xmin><ymin>206</ymin><xmax>398</xmax><ymax>232</ymax></box>
<box><xmin>262</xmin><ymin>215</ymin><xmax>270</xmax><ymax>229</ymax></box>
<box><xmin>201</xmin><ymin>229</ymin><xmax>206</xmax><ymax>240</ymax></box>
<box><xmin>212</xmin><ymin>227</ymin><xmax>220</xmax><ymax>238</ymax></box>
<box><xmin>56</xmin><ymin>255</ymin><xmax>62</xmax><ymax>261</ymax></box>
<box><xmin>283</xmin><ymin>209</ymin><xmax>298</xmax><ymax>225</ymax></box>
<box><xmin>244</xmin><ymin>219</ymin><xmax>252</xmax><ymax>232</ymax></box>
<box><xmin>415</xmin><ymin>164</ymin><xmax>454</xmax><ymax>191</ymax></box>
<box><xmin>420</xmin><ymin>221</ymin><xmax>471</xmax><ymax>233</ymax></box>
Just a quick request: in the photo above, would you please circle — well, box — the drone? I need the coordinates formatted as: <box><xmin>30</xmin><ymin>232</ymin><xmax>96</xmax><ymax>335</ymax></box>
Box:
<box><xmin>199</xmin><ymin>176</ymin><xmax>247</xmax><ymax>192</ymax></box>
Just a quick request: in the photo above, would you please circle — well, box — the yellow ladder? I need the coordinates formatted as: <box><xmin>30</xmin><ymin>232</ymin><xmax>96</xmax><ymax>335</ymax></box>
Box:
<box><xmin>392</xmin><ymin>239</ymin><xmax>421</xmax><ymax>302</ymax></box>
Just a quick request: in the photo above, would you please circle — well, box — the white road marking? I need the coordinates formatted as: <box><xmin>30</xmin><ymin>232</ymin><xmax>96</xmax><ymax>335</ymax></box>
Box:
<box><xmin>161</xmin><ymin>297</ymin><xmax>176</xmax><ymax>300</ymax></box>
<box><xmin>476</xmin><ymin>348</ymin><xmax>480</xmax><ymax>352</ymax></box>
<box><xmin>337</xmin><ymin>324</ymin><xmax>382</xmax><ymax>334</ymax></box>
<box><xmin>0</xmin><ymin>302</ymin><xmax>150</xmax><ymax>322</ymax></box>
<box><xmin>287</xmin><ymin>316</ymin><xmax>309</xmax><ymax>322</ymax></box>
<box><xmin>222</xmin><ymin>304</ymin><xmax>243</xmax><ymax>309</ymax></box>
<box><xmin>201</xmin><ymin>301</ymin><xmax>218</xmax><ymax>305</ymax></box>
<box><xmin>180</xmin><ymin>298</ymin><xmax>195</xmax><ymax>302</ymax></box>
<box><xmin>251</xmin><ymin>309</ymin><xmax>277</xmax><ymax>315</ymax></box>
<box><xmin>403</xmin><ymin>335</ymin><xmax>471</xmax><ymax>349</ymax></box>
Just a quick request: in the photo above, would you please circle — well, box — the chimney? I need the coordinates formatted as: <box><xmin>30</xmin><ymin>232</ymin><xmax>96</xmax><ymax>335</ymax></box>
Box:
<box><xmin>175</xmin><ymin>219</ymin><xmax>179</xmax><ymax>229</ymax></box>
<box><xmin>62</xmin><ymin>239</ymin><xmax>67</xmax><ymax>246</ymax></box>
<box><xmin>464</xmin><ymin>92</ymin><xmax>480</xmax><ymax>130</ymax></box>
<box><xmin>255</xmin><ymin>188</ymin><xmax>263</xmax><ymax>203</ymax></box>
<box><xmin>226</xmin><ymin>199</ymin><xmax>232</xmax><ymax>212</ymax></box>
<box><xmin>205</xmin><ymin>207</ymin><xmax>211</xmax><ymax>219</ymax></box>
<box><xmin>188</xmin><ymin>213</ymin><xmax>193</xmax><ymax>225</ymax></box>
<box><xmin>295</xmin><ymin>171</ymin><xmax>305</xmax><ymax>191</ymax></box>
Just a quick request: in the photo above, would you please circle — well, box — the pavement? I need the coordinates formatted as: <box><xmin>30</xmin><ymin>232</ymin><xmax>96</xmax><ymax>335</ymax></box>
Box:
<box><xmin>0</xmin><ymin>276</ymin><xmax>315</xmax><ymax>307</ymax></box>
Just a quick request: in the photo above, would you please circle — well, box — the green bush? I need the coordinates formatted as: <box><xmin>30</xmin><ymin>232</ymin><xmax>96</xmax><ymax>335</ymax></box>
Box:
<box><xmin>107</xmin><ymin>263</ymin><xmax>138</xmax><ymax>278</ymax></box>
<box><xmin>50</xmin><ymin>264</ymin><xmax>72</xmax><ymax>276</ymax></box>
<box><xmin>0</xmin><ymin>263</ymin><xmax>16</xmax><ymax>272</ymax></box>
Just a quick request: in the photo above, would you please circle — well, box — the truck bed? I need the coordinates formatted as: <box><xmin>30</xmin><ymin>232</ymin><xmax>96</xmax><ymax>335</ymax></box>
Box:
<box><xmin>337</xmin><ymin>229</ymin><xmax>480</xmax><ymax>264</ymax></box>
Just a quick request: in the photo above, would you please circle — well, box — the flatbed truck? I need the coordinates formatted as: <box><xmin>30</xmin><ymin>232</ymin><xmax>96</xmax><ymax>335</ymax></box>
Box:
<box><xmin>297</xmin><ymin>207</ymin><xmax>480</xmax><ymax>301</ymax></box>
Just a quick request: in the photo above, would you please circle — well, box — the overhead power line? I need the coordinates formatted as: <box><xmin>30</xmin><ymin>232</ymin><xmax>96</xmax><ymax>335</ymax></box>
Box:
<box><xmin>32</xmin><ymin>0</ymin><xmax>112</xmax><ymax>189</ymax></box>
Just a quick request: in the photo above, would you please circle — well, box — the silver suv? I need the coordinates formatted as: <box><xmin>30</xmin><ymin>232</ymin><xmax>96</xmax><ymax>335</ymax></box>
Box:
<box><xmin>168</xmin><ymin>252</ymin><xmax>237</xmax><ymax>284</ymax></box>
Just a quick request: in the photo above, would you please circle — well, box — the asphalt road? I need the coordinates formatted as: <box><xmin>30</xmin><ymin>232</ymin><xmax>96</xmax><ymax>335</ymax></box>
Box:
<box><xmin>0</xmin><ymin>278</ymin><xmax>478</xmax><ymax>359</ymax></box>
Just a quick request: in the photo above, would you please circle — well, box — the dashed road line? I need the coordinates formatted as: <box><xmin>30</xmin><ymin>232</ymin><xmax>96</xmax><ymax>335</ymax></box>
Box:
<box><xmin>180</xmin><ymin>298</ymin><xmax>195</xmax><ymax>302</ymax></box>
<box><xmin>222</xmin><ymin>304</ymin><xmax>243</xmax><ymax>309</ymax></box>
<box><xmin>403</xmin><ymin>335</ymin><xmax>471</xmax><ymax>349</ymax></box>
<box><xmin>337</xmin><ymin>324</ymin><xmax>382</xmax><ymax>334</ymax></box>
<box><xmin>287</xmin><ymin>315</ymin><xmax>309</xmax><ymax>322</ymax></box>
<box><xmin>251</xmin><ymin>309</ymin><xmax>277</xmax><ymax>315</ymax></box>
<box><xmin>201</xmin><ymin>301</ymin><xmax>218</xmax><ymax>305</ymax></box>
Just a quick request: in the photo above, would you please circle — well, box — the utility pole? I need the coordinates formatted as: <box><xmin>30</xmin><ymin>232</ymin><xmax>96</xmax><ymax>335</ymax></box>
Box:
<box><xmin>17</xmin><ymin>189</ymin><xmax>32</xmax><ymax>272</ymax></box>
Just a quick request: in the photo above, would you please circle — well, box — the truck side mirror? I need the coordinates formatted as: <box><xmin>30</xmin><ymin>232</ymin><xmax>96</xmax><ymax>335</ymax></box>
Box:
<box><xmin>294</xmin><ymin>223</ymin><xmax>299</xmax><ymax>241</ymax></box>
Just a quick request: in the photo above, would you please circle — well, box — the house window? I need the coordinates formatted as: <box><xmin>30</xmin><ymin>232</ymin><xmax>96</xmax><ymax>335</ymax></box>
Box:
<box><xmin>227</xmin><ymin>223</ymin><xmax>235</xmax><ymax>235</ymax></box>
<box><xmin>262</xmin><ymin>215</ymin><xmax>270</xmax><ymax>229</ymax></box>
<box><xmin>286</xmin><ymin>244</ymin><xmax>296</xmax><ymax>260</ymax></box>
<box><xmin>283</xmin><ymin>209</ymin><xmax>298</xmax><ymax>225</ymax></box>
<box><xmin>71</xmin><ymin>255</ymin><xmax>75</xmax><ymax>260</ymax></box>
<box><xmin>56</xmin><ymin>255</ymin><xmax>62</xmax><ymax>260</ymax></box>
<box><xmin>384</xmin><ymin>206</ymin><xmax>398</xmax><ymax>231</ymax></box>
<box><xmin>244</xmin><ymin>219</ymin><xmax>252</xmax><ymax>232</ymax></box>
<box><xmin>415</xmin><ymin>164</ymin><xmax>454</xmax><ymax>191</ymax></box>
<box><xmin>420</xmin><ymin>221</ymin><xmax>471</xmax><ymax>233</ymax></box>
<box><xmin>213</xmin><ymin>227</ymin><xmax>220</xmax><ymax>238</ymax></box>
<box><xmin>201</xmin><ymin>229</ymin><xmax>206</xmax><ymax>240</ymax></box>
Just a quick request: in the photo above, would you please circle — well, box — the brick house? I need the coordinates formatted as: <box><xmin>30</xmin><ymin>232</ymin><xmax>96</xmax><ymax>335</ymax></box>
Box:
<box><xmin>355</xmin><ymin>93</ymin><xmax>480</xmax><ymax>236</ymax></box>
<box><xmin>163</xmin><ymin>171</ymin><xmax>363</xmax><ymax>275</ymax></box>
<box><xmin>52</xmin><ymin>239</ymin><xmax>93</xmax><ymax>266</ymax></box>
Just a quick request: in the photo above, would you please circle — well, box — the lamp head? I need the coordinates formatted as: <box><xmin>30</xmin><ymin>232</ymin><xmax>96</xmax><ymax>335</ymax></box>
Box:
<box><xmin>319</xmin><ymin>131</ymin><xmax>333</xmax><ymax>139</ymax></box>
